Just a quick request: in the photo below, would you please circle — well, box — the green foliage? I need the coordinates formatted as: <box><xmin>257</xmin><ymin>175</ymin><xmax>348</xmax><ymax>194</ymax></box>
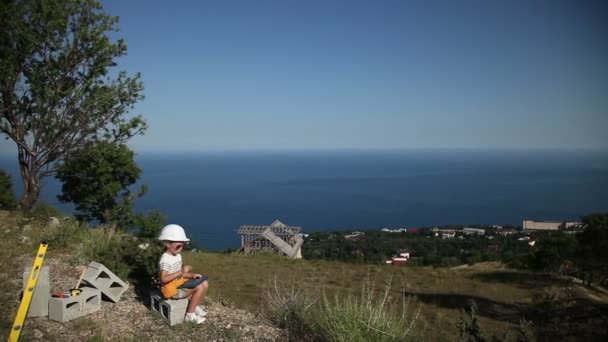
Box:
<box><xmin>86</xmin><ymin>337</ymin><xmax>105</xmax><ymax>342</ymax></box>
<box><xmin>0</xmin><ymin>0</ymin><xmax>146</xmax><ymax>208</ymax></box>
<box><xmin>37</xmin><ymin>218</ymin><xmax>162</xmax><ymax>287</ymax></box>
<box><xmin>576</xmin><ymin>213</ymin><xmax>608</xmax><ymax>285</ymax></box>
<box><xmin>133</xmin><ymin>210</ymin><xmax>166</xmax><ymax>239</ymax></box>
<box><xmin>75</xmin><ymin>227</ymin><xmax>163</xmax><ymax>287</ymax></box>
<box><xmin>527</xmin><ymin>233</ymin><xmax>577</xmax><ymax>273</ymax></box>
<box><xmin>56</xmin><ymin>142</ymin><xmax>145</xmax><ymax>226</ymax></box>
<box><xmin>40</xmin><ymin>218</ymin><xmax>89</xmax><ymax>249</ymax></box>
<box><xmin>303</xmin><ymin>229</ymin><xmax>530</xmax><ymax>267</ymax></box>
<box><xmin>457</xmin><ymin>301</ymin><xmax>486</xmax><ymax>342</ymax></box>
<box><xmin>0</xmin><ymin>170</ymin><xmax>16</xmax><ymax>210</ymax></box>
<box><xmin>27</xmin><ymin>202</ymin><xmax>64</xmax><ymax>223</ymax></box>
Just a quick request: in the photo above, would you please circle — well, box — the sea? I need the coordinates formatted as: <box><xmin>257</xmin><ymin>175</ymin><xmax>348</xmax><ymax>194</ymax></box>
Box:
<box><xmin>1</xmin><ymin>149</ymin><xmax>607</xmax><ymax>251</ymax></box>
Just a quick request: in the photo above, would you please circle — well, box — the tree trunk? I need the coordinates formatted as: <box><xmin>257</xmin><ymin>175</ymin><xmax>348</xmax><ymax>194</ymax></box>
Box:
<box><xmin>18</xmin><ymin>148</ymin><xmax>41</xmax><ymax>209</ymax></box>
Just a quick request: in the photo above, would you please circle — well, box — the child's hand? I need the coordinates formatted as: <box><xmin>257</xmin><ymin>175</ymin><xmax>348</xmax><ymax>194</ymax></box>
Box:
<box><xmin>192</xmin><ymin>273</ymin><xmax>202</xmax><ymax>279</ymax></box>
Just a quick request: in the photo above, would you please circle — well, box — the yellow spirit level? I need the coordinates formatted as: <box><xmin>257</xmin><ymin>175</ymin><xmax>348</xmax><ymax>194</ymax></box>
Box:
<box><xmin>8</xmin><ymin>242</ymin><xmax>48</xmax><ymax>342</ymax></box>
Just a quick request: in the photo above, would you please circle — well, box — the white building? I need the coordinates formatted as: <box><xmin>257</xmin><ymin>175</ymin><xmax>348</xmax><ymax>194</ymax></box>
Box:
<box><xmin>381</xmin><ymin>228</ymin><xmax>407</xmax><ymax>233</ymax></box>
<box><xmin>523</xmin><ymin>220</ymin><xmax>562</xmax><ymax>231</ymax></box>
<box><xmin>463</xmin><ymin>228</ymin><xmax>485</xmax><ymax>236</ymax></box>
<box><xmin>345</xmin><ymin>231</ymin><xmax>365</xmax><ymax>239</ymax></box>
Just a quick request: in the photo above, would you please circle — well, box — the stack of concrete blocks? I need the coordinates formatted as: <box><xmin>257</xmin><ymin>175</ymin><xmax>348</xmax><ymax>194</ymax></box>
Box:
<box><xmin>47</xmin><ymin>261</ymin><xmax>127</xmax><ymax>323</ymax></box>
<box><xmin>22</xmin><ymin>266</ymin><xmax>50</xmax><ymax>317</ymax></box>
<box><xmin>48</xmin><ymin>287</ymin><xmax>102</xmax><ymax>323</ymax></box>
<box><xmin>81</xmin><ymin>261</ymin><xmax>128</xmax><ymax>303</ymax></box>
<box><xmin>150</xmin><ymin>289</ymin><xmax>190</xmax><ymax>326</ymax></box>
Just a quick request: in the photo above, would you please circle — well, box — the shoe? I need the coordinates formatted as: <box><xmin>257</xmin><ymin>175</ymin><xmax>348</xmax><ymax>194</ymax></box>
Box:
<box><xmin>195</xmin><ymin>306</ymin><xmax>208</xmax><ymax>317</ymax></box>
<box><xmin>185</xmin><ymin>312</ymin><xmax>206</xmax><ymax>324</ymax></box>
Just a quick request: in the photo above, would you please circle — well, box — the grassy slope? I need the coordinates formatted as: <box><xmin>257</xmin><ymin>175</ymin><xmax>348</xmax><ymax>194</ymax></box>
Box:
<box><xmin>187</xmin><ymin>252</ymin><xmax>608</xmax><ymax>341</ymax></box>
<box><xmin>1</xmin><ymin>209</ymin><xmax>606</xmax><ymax>341</ymax></box>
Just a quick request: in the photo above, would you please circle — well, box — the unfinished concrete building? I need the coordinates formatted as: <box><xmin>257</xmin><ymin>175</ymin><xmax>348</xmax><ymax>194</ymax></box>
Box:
<box><xmin>237</xmin><ymin>220</ymin><xmax>304</xmax><ymax>259</ymax></box>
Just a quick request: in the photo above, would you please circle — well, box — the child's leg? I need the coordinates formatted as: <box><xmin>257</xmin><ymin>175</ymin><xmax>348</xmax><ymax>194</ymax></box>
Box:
<box><xmin>187</xmin><ymin>280</ymin><xmax>209</xmax><ymax>313</ymax></box>
<box><xmin>182</xmin><ymin>265</ymin><xmax>192</xmax><ymax>273</ymax></box>
<box><xmin>177</xmin><ymin>288</ymin><xmax>197</xmax><ymax>313</ymax></box>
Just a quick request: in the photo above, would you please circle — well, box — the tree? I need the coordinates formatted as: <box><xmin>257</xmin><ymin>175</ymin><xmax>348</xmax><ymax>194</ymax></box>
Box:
<box><xmin>134</xmin><ymin>209</ymin><xmax>167</xmax><ymax>239</ymax></box>
<box><xmin>528</xmin><ymin>234</ymin><xmax>577</xmax><ymax>273</ymax></box>
<box><xmin>55</xmin><ymin>141</ymin><xmax>145</xmax><ymax>225</ymax></box>
<box><xmin>0</xmin><ymin>0</ymin><xmax>146</xmax><ymax>208</ymax></box>
<box><xmin>576</xmin><ymin>213</ymin><xmax>608</xmax><ymax>285</ymax></box>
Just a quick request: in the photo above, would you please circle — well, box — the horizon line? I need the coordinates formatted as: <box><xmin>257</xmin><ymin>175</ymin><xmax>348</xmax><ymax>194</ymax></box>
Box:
<box><xmin>1</xmin><ymin>146</ymin><xmax>608</xmax><ymax>157</ymax></box>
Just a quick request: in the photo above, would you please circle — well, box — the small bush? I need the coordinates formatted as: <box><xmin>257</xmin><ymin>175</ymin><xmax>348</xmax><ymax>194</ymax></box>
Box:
<box><xmin>37</xmin><ymin>216</ymin><xmax>163</xmax><ymax>292</ymax></box>
<box><xmin>133</xmin><ymin>209</ymin><xmax>166</xmax><ymax>239</ymax></box>
<box><xmin>457</xmin><ymin>301</ymin><xmax>486</xmax><ymax>342</ymax></box>
<box><xmin>0</xmin><ymin>170</ymin><xmax>16</xmax><ymax>210</ymax></box>
<box><xmin>28</xmin><ymin>202</ymin><xmax>63</xmax><ymax>223</ymax></box>
<box><xmin>265</xmin><ymin>279</ymin><xmax>318</xmax><ymax>341</ymax></box>
<box><xmin>40</xmin><ymin>218</ymin><xmax>89</xmax><ymax>249</ymax></box>
<box><xmin>75</xmin><ymin>227</ymin><xmax>163</xmax><ymax>288</ymax></box>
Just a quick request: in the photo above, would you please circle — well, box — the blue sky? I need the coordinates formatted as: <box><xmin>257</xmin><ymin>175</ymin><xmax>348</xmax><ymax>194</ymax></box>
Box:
<box><xmin>3</xmin><ymin>0</ymin><xmax>608</xmax><ymax>153</ymax></box>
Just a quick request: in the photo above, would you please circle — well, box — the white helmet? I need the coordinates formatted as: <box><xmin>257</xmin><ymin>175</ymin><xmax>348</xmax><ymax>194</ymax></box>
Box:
<box><xmin>158</xmin><ymin>224</ymin><xmax>190</xmax><ymax>242</ymax></box>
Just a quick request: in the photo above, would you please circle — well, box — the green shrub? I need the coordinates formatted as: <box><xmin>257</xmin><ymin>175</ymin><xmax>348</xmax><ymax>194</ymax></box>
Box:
<box><xmin>40</xmin><ymin>218</ymin><xmax>89</xmax><ymax>249</ymax></box>
<box><xmin>0</xmin><ymin>170</ymin><xmax>16</xmax><ymax>210</ymax></box>
<box><xmin>39</xmin><ymin>219</ymin><xmax>162</xmax><ymax>290</ymax></box>
<box><xmin>133</xmin><ymin>210</ymin><xmax>166</xmax><ymax>239</ymax></box>
<box><xmin>28</xmin><ymin>202</ymin><xmax>63</xmax><ymax>223</ymax></box>
<box><xmin>75</xmin><ymin>227</ymin><xmax>163</xmax><ymax>288</ymax></box>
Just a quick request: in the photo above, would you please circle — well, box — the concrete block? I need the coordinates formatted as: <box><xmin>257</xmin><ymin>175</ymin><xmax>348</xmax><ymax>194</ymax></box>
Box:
<box><xmin>150</xmin><ymin>290</ymin><xmax>189</xmax><ymax>326</ymax></box>
<box><xmin>82</xmin><ymin>261</ymin><xmax>128</xmax><ymax>303</ymax></box>
<box><xmin>49</xmin><ymin>295</ymin><xmax>82</xmax><ymax>323</ymax></box>
<box><xmin>79</xmin><ymin>287</ymin><xmax>102</xmax><ymax>315</ymax></box>
<box><xmin>48</xmin><ymin>288</ymin><xmax>101</xmax><ymax>323</ymax></box>
<box><xmin>22</xmin><ymin>266</ymin><xmax>50</xmax><ymax>317</ymax></box>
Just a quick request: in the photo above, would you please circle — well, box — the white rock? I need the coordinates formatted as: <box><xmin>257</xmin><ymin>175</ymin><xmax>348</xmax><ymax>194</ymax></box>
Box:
<box><xmin>48</xmin><ymin>217</ymin><xmax>60</xmax><ymax>227</ymax></box>
<box><xmin>22</xmin><ymin>224</ymin><xmax>32</xmax><ymax>233</ymax></box>
<box><xmin>33</xmin><ymin>329</ymin><xmax>43</xmax><ymax>339</ymax></box>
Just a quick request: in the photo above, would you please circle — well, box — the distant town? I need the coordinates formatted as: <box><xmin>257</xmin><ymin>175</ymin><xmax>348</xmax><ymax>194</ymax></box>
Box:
<box><xmin>233</xmin><ymin>218</ymin><xmax>585</xmax><ymax>267</ymax></box>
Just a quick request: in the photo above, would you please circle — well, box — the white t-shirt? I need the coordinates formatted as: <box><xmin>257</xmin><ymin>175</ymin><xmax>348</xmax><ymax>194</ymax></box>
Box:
<box><xmin>159</xmin><ymin>252</ymin><xmax>182</xmax><ymax>275</ymax></box>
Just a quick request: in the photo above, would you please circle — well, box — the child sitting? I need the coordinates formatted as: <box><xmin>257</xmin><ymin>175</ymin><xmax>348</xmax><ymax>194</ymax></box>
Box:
<box><xmin>158</xmin><ymin>224</ymin><xmax>210</xmax><ymax>324</ymax></box>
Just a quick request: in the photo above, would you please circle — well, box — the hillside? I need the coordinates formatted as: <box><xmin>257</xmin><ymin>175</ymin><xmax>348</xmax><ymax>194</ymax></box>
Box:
<box><xmin>188</xmin><ymin>253</ymin><xmax>608</xmax><ymax>341</ymax></box>
<box><xmin>1</xmin><ymin>211</ymin><xmax>607</xmax><ymax>341</ymax></box>
<box><xmin>0</xmin><ymin>212</ymin><xmax>284</xmax><ymax>342</ymax></box>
